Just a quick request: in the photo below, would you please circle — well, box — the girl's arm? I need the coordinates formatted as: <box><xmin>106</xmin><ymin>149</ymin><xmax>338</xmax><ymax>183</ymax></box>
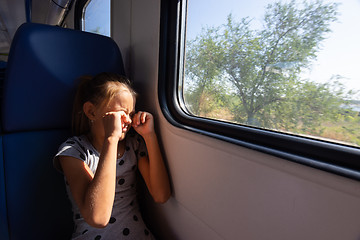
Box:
<box><xmin>59</xmin><ymin>137</ymin><xmax>117</xmax><ymax>228</ymax></box>
<box><xmin>60</xmin><ymin>111</ymin><xmax>129</xmax><ymax>228</ymax></box>
<box><xmin>133</xmin><ymin>111</ymin><xmax>171</xmax><ymax>203</ymax></box>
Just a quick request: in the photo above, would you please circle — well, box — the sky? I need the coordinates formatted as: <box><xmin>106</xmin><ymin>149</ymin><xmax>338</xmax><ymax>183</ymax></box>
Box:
<box><xmin>186</xmin><ymin>0</ymin><xmax>360</xmax><ymax>99</ymax></box>
<box><xmin>83</xmin><ymin>0</ymin><xmax>110</xmax><ymax>36</ymax></box>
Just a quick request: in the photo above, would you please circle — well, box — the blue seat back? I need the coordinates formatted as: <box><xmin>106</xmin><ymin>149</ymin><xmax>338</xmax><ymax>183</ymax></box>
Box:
<box><xmin>3</xmin><ymin>23</ymin><xmax>125</xmax><ymax>132</ymax></box>
<box><xmin>1</xmin><ymin>23</ymin><xmax>125</xmax><ymax>240</ymax></box>
<box><xmin>0</xmin><ymin>62</ymin><xmax>8</xmax><ymax>239</ymax></box>
<box><xmin>0</xmin><ymin>136</ymin><xmax>9</xmax><ymax>240</ymax></box>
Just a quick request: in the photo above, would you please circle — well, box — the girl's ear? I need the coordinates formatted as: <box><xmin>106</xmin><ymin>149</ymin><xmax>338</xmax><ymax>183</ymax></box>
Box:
<box><xmin>83</xmin><ymin>101</ymin><xmax>97</xmax><ymax>121</ymax></box>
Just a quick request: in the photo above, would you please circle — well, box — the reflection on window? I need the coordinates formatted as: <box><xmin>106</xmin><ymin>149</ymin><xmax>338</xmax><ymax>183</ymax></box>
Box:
<box><xmin>82</xmin><ymin>0</ymin><xmax>110</xmax><ymax>36</ymax></box>
<box><xmin>183</xmin><ymin>0</ymin><xmax>360</xmax><ymax>147</ymax></box>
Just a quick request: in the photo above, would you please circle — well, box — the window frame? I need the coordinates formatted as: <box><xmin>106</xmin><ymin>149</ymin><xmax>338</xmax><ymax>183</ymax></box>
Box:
<box><xmin>158</xmin><ymin>0</ymin><xmax>360</xmax><ymax>181</ymax></box>
<box><xmin>74</xmin><ymin>0</ymin><xmax>88</xmax><ymax>30</ymax></box>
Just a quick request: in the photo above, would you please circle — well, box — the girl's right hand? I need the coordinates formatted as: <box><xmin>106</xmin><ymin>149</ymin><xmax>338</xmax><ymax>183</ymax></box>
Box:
<box><xmin>102</xmin><ymin>111</ymin><xmax>132</xmax><ymax>140</ymax></box>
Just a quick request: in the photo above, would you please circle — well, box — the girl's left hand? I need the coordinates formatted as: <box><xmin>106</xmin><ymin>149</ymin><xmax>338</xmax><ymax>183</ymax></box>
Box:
<box><xmin>131</xmin><ymin>111</ymin><xmax>154</xmax><ymax>136</ymax></box>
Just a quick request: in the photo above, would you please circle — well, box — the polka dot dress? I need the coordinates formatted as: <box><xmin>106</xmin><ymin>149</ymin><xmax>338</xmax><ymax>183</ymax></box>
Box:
<box><xmin>54</xmin><ymin>132</ymin><xmax>154</xmax><ymax>240</ymax></box>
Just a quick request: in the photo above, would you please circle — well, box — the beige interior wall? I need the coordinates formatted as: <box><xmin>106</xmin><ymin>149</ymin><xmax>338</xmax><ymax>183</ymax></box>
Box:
<box><xmin>112</xmin><ymin>1</ymin><xmax>360</xmax><ymax>239</ymax></box>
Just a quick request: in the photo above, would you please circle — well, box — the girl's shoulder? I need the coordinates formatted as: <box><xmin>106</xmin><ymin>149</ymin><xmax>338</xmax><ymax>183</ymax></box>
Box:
<box><xmin>54</xmin><ymin>135</ymin><xmax>97</xmax><ymax>172</ymax></box>
<box><xmin>56</xmin><ymin>135</ymin><xmax>96</xmax><ymax>162</ymax></box>
<box><xmin>59</xmin><ymin>135</ymin><xmax>91</xmax><ymax>153</ymax></box>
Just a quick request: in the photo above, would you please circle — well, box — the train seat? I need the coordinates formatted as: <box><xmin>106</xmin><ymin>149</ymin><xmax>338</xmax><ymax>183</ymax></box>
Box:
<box><xmin>0</xmin><ymin>61</ymin><xmax>7</xmax><ymax>239</ymax></box>
<box><xmin>0</xmin><ymin>23</ymin><xmax>125</xmax><ymax>240</ymax></box>
<box><xmin>0</xmin><ymin>136</ymin><xmax>8</xmax><ymax>240</ymax></box>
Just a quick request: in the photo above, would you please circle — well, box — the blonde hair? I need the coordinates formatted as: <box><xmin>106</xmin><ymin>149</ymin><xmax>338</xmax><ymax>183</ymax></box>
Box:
<box><xmin>72</xmin><ymin>72</ymin><xmax>137</xmax><ymax>136</ymax></box>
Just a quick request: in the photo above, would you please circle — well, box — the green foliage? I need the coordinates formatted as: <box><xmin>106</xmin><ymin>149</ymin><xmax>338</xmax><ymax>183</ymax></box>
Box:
<box><xmin>185</xmin><ymin>27</ymin><xmax>224</xmax><ymax>115</ymax></box>
<box><xmin>184</xmin><ymin>0</ymin><xmax>360</xmax><ymax>146</ymax></box>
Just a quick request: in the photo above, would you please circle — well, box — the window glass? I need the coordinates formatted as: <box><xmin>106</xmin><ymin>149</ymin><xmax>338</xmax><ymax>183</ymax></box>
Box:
<box><xmin>183</xmin><ymin>0</ymin><xmax>360</xmax><ymax>147</ymax></box>
<box><xmin>82</xmin><ymin>0</ymin><xmax>111</xmax><ymax>36</ymax></box>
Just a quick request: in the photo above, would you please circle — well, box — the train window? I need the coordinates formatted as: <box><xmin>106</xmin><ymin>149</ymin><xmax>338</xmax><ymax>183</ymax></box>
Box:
<box><xmin>159</xmin><ymin>0</ymin><xmax>360</xmax><ymax>179</ymax></box>
<box><xmin>82</xmin><ymin>0</ymin><xmax>110</xmax><ymax>36</ymax></box>
<box><xmin>183</xmin><ymin>0</ymin><xmax>360</xmax><ymax>148</ymax></box>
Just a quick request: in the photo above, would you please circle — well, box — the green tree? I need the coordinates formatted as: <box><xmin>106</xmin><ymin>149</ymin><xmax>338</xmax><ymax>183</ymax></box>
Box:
<box><xmin>184</xmin><ymin>27</ymin><xmax>224</xmax><ymax>116</ymax></box>
<box><xmin>185</xmin><ymin>0</ymin><xmax>341</xmax><ymax>128</ymax></box>
<box><xmin>271</xmin><ymin>77</ymin><xmax>350</xmax><ymax>133</ymax></box>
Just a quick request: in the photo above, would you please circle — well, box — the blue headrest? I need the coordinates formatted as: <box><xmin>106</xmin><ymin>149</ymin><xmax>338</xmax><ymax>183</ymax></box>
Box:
<box><xmin>2</xmin><ymin>23</ymin><xmax>125</xmax><ymax>132</ymax></box>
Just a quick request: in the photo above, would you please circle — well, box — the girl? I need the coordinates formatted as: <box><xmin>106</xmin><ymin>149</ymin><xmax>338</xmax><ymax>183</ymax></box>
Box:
<box><xmin>54</xmin><ymin>72</ymin><xmax>171</xmax><ymax>239</ymax></box>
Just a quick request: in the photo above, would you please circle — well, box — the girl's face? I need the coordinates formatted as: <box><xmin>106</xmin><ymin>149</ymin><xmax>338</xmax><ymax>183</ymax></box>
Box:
<box><xmin>92</xmin><ymin>88</ymin><xmax>136</xmax><ymax>141</ymax></box>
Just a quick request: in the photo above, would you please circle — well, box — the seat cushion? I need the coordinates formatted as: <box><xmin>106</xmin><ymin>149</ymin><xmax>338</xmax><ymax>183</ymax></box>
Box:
<box><xmin>3</xmin><ymin>130</ymin><xmax>73</xmax><ymax>240</ymax></box>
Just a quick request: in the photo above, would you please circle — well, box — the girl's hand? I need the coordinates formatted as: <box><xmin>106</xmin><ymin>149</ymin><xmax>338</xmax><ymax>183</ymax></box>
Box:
<box><xmin>132</xmin><ymin>111</ymin><xmax>154</xmax><ymax>137</ymax></box>
<box><xmin>103</xmin><ymin>111</ymin><xmax>132</xmax><ymax>139</ymax></box>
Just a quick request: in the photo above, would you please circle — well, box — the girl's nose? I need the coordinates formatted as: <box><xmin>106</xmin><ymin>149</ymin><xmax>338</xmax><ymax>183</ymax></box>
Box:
<box><xmin>125</xmin><ymin>114</ymin><xmax>132</xmax><ymax>124</ymax></box>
